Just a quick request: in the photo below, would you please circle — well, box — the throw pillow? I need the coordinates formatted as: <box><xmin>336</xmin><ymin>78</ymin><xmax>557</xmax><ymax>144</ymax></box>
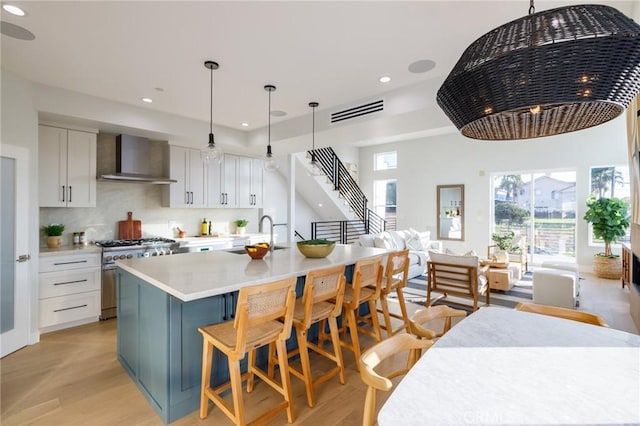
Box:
<box><xmin>406</xmin><ymin>231</ymin><xmax>423</xmax><ymax>251</ymax></box>
<box><xmin>389</xmin><ymin>231</ymin><xmax>407</xmax><ymax>250</ymax></box>
<box><xmin>374</xmin><ymin>232</ymin><xmax>396</xmax><ymax>250</ymax></box>
<box><xmin>417</xmin><ymin>231</ymin><xmax>432</xmax><ymax>250</ymax></box>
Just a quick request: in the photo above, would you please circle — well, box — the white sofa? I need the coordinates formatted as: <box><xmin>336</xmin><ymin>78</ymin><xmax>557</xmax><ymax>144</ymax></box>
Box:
<box><xmin>357</xmin><ymin>229</ymin><xmax>443</xmax><ymax>278</ymax></box>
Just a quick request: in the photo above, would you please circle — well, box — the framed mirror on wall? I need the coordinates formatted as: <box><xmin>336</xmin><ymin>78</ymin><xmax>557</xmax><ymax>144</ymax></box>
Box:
<box><xmin>437</xmin><ymin>184</ymin><xmax>464</xmax><ymax>241</ymax></box>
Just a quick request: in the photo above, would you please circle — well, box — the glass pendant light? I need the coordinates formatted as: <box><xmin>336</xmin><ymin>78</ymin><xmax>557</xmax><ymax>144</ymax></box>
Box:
<box><xmin>263</xmin><ymin>84</ymin><xmax>278</xmax><ymax>172</ymax></box>
<box><xmin>201</xmin><ymin>60</ymin><xmax>223</xmax><ymax>164</ymax></box>
<box><xmin>308</xmin><ymin>101</ymin><xmax>323</xmax><ymax>175</ymax></box>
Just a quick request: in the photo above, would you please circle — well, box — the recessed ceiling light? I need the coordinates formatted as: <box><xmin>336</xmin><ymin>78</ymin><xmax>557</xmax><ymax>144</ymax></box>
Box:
<box><xmin>271</xmin><ymin>110</ymin><xmax>287</xmax><ymax>117</ymax></box>
<box><xmin>154</xmin><ymin>87</ymin><xmax>164</xmax><ymax>92</ymax></box>
<box><xmin>3</xmin><ymin>4</ymin><xmax>25</xmax><ymax>16</ymax></box>
<box><xmin>379</xmin><ymin>76</ymin><xmax>392</xmax><ymax>83</ymax></box>
<box><xmin>241</xmin><ymin>122</ymin><xmax>249</xmax><ymax>127</ymax></box>
<box><xmin>408</xmin><ymin>59</ymin><xmax>436</xmax><ymax>74</ymax></box>
<box><xmin>141</xmin><ymin>97</ymin><xmax>153</xmax><ymax>103</ymax></box>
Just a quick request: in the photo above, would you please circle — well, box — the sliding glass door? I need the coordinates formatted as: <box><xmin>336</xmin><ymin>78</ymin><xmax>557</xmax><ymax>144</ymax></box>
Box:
<box><xmin>492</xmin><ymin>171</ymin><xmax>577</xmax><ymax>265</ymax></box>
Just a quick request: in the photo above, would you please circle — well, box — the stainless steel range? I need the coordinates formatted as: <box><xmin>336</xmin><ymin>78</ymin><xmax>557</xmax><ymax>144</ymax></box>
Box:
<box><xmin>96</xmin><ymin>237</ymin><xmax>179</xmax><ymax>319</ymax></box>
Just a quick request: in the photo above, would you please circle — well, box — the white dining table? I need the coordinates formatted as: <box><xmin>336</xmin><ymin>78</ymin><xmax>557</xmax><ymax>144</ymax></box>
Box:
<box><xmin>378</xmin><ymin>307</ymin><xmax>640</xmax><ymax>425</ymax></box>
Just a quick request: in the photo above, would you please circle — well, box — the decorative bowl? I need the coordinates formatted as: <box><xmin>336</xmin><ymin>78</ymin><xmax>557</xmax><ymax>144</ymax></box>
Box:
<box><xmin>245</xmin><ymin>244</ymin><xmax>270</xmax><ymax>260</ymax></box>
<box><xmin>296</xmin><ymin>239</ymin><xmax>336</xmax><ymax>258</ymax></box>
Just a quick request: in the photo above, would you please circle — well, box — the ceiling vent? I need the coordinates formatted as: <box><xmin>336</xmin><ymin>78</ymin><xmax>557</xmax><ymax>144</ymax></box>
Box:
<box><xmin>331</xmin><ymin>99</ymin><xmax>384</xmax><ymax>124</ymax></box>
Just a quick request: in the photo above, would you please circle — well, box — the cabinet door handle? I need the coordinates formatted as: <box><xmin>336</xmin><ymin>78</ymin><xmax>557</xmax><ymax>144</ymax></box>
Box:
<box><xmin>69</xmin><ymin>186</ymin><xmax>72</xmax><ymax>203</ymax></box>
<box><xmin>54</xmin><ymin>260</ymin><xmax>88</xmax><ymax>266</ymax></box>
<box><xmin>220</xmin><ymin>193</ymin><xmax>224</xmax><ymax>205</ymax></box>
<box><xmin>54</xmin><ymin>279</ymin><xmax>88</xmax><ymax>286</ymax></box>
<box><xmin>225</xmin><ymin>193</ymin><xmax>228</xmax><ymax>205</ymax></box>
<box><xmin>62</xmin><ymin>185</ymin><xmax>65</xmax><ymax>202</ymax></box>
<box><xmin>192</xmin><ymin>192</ymin><xmax>194</xmax><ymax>204</ymax></box>
<box><xmin>185</xmin><ymin>191</ymin><xmax>189</xmax><ymax>205</ymax></box>
<box><xmin>54</xmin><ymin>304</ymin><xmax>87</xmax><ymax>313</ymax></box>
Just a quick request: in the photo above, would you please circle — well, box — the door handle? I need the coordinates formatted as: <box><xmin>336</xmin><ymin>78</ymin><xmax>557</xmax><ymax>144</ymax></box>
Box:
<box><xmin>69</xmin><ymin>186</ymin><xmax>72</xmax><ymax>203</ymax></box>
<box><xmin>62</xmin><ymin>185</ymin><xmax>65</xmax><ymax>202</ymax></box>
<box><xmin>16</xmin><ymin>254</ymin><xmax>31</xmax><ymax>263</ymax></box>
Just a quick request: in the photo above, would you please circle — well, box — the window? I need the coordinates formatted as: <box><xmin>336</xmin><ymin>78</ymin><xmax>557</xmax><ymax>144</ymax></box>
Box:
<box><xmin>374</xmin><ymin>151</ymin><xmax>397</xmax><ymax>171</ymax></box>
<box><xmin>373</xmin><ymin>179</ymin><xmax>396</xmax><ymax>230</ymax></box>
<box><xmin>589</xmin><ymin>166</ymin><xmax>630</xmax><ymax>245</ymax></box>
<box><xmin>492</xmin><ymin>171</ymin><xmax>577</xmax><ymax>263</ymax></box>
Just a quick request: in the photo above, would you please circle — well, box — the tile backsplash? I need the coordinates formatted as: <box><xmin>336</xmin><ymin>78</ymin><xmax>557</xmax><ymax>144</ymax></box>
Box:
<box><xmin>40</xmin><ymin>181</ymin><xmax>260</xmax><ymax>246</ymax></box>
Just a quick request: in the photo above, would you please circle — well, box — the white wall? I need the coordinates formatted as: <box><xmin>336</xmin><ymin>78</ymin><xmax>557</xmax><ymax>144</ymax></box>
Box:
<box><xmin>359</xmin><ymin>115</ymin><xmax>628</xmax><ymax>269</ymax></box>
<box><xmin>1</xmin><ymin>70</ymin><xmax>40</xmax><ymax>342</ymax></box>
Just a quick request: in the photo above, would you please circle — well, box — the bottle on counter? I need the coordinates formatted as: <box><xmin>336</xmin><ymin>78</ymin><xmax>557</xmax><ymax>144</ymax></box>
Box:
<box><xmin>79</xmin><ymin>231</ymin><xmax>86</xmax><ymax>245</ymax></box>
<box><xmin>73</xmin><ymin>232</ymin><xmax>80</xmax><ymax>245</ymax></box>
<box><xmin>208</xmin><ymin>221</ymin><xmax>212</xmax><ymax>235</ymax></box>
<box><xmin>201</xmin><ymin>218</ymin><xmax>208</xmax><ymax>235</ymax></box>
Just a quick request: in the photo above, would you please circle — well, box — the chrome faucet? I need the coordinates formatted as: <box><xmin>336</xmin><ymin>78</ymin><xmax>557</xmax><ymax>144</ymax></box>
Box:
<box><xmin>259</xmin><ymin>215</ymin><xmax>275</xmax><ymax>251</ymax></box>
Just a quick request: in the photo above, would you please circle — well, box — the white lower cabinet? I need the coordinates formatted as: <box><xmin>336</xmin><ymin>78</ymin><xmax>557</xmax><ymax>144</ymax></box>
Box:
<box><xmin>39</xmin><ymin>252</ymin><xmax>101</xmax><ymax>332</ymax></box>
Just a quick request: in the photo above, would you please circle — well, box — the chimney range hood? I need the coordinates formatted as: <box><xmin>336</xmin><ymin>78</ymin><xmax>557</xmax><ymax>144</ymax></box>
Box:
<box><xmin>99</xmin><ymin>134</ymin><xmax>177</xmax><ymax>184</ymax></box>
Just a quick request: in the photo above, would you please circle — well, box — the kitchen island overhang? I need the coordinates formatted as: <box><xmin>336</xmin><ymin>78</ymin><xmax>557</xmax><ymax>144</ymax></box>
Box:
<box><xmin>115</xmin><ymin>244</ymin><xmax>386</xmax><ymax>423</ymax></box>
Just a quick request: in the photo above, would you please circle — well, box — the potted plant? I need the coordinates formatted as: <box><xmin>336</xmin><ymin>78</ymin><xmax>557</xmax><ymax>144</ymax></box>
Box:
<box><xmin>583</xmin><ymin>195</ymin><xmax>630</xmax><ymax>279</ymax></box>
<box><xmin>234</xmin><ymin>219</ymin><xmax>248</xmax><ymax>235</ymax></box>
<box><xmin>492</xmin><ymin>231</ymin><xmax>516</xmax><ymax>252</ymax></box>
<box><xmin>42</xmin><ymin>223</ymin><xmax>65</xmax><ymax>248</ymax></box>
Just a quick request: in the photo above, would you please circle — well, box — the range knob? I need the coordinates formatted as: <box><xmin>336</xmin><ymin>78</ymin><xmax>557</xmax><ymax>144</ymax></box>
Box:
<box><xmin>105</xmin><ymin>256</ymin><xmax>113</xmax><ymax>262</ymax></box>
<box><xmin>126</xmin><ymin>254</ymin><xmax>133</xmax><ymax>259</ymax></box>
<box><xmin>119</xmin><ymin>254</ymin><xmax>127</xmax><ymax>260</ymax></box>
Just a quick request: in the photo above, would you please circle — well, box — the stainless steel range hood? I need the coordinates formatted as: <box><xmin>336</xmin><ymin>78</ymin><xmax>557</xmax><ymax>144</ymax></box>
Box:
<box><xmin>99</xmin><ymin>134</ymin><xmax>177</xmax><ymax>184</ymax></box>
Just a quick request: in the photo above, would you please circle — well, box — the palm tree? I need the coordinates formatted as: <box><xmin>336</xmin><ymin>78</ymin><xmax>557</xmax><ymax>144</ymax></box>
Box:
<box><xmin>591</xmin><ymin>167</ymin><xmax>623</xmax><ymax>198</ymax></box>
<box><xmin>498</xmin><ymin>175</ymin><xmax>524</xmax><ymax>202</ymax></box>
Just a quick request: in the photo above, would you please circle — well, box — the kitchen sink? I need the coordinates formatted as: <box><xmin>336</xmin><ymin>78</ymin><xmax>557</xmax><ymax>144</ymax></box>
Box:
<box><xmin>226</xmin><ymin>246</ymin><xmax>288</xmax><ymax>254</ymax></box>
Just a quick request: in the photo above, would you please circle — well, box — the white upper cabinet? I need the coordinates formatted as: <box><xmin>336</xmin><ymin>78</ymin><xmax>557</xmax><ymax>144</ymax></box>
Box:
<box><xmin>207</xmin><ymin>154</ymin><xmax>238</xmax><ymax>208</ymax></box>
<box><xmin>165</xmin><ymin>146</ymin><xmax>207</xmax><ymax>208</ymax></box>
<box><xmin>39</xmin><ymin>125</ymin><xmax>97</xmax><ymax>208</ymax></box>
<box><xmin>237</xmin><ymin>157</ymin><xmax>264</xmax><ymax>208</ymax></box>
<box><xmin>207</xmin><ymin>155</ymin><xmax>263</xmax><ymax>209</ymax></box>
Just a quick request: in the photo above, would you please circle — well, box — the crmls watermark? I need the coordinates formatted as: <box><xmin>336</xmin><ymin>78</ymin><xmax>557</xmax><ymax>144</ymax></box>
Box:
<box><xmin>463</xmin><ymin>409</ymin><xmax>520</xmax><ymax>424</ymax></box>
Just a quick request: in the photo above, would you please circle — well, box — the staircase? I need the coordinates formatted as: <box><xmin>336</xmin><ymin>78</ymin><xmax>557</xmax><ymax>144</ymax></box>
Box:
<box><xmin>302</xmin><ymin>147</ymin><xmax>386</xmax><ymax>243</ymax></box>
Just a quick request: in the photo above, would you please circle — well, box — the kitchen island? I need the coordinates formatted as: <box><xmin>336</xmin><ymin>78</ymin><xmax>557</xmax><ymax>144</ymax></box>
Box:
<box><xmin>115</xmin><ymin>244</ymin><xmax>385</xmax><ymax>423</ymax></box>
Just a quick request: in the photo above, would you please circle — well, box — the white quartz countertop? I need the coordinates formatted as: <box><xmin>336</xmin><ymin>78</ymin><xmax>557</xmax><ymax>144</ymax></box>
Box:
<box><xmin>116</xmin><ymin>244</ymin><xmax>386</xmax><ymax>302</ymax></box>
<box><xmin>378</xmin><ymin>307</ymin><xmax>640</xmax><ymax>425</ymax></box>
<box><xmin>39</xmin><ymin>244</ymin><xmax>102</xmax><ymax>256</ymax></box>
<box><xmin>174</xmin><ymin>233</ymin><xmax>273</xmax><ymax>246</ymax></box>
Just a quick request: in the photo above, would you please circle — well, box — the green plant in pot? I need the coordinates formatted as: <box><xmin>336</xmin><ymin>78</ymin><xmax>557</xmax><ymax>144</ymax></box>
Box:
<box><xmin>583</xmin><ymin>195</ymin><xmax>630</xmax><ymax>279</ymax></box>
<box><xmin>42</xmin><ymin>223</ymin><xmax>65</xmax><ymax>248</ymax></box>
<box><xmin>234</xmin><ymin>219</ymin><xmax>248</xmax><ymax>235</ymax></box>
<box><xmin>490</xmin><ymin>230</ymin><xmax>516</xmax><ymax>263</ymax></box>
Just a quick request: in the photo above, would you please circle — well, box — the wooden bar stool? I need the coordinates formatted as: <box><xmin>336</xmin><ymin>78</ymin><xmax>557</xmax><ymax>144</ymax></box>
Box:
<box><xmin>198</xmin><ymin>277</ymin><xmax>297</xmax><ymax>425</ymax></box>
<box><xmin>272</xmin><ymin>264</ymin><xmax>347</xmax><ymax>408</ymax></box>
<box><xmin>377</xmin><ymin>249</ymin><xmax>411</xmax><ymax>337</ymax></box>
<box><xmin>338</xmin><ymin>255</ymin><xmax>384</xmax><ymax>371</ymax></box>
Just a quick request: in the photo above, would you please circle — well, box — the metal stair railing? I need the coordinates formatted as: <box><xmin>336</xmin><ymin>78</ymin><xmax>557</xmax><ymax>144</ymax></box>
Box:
<box><xmin>311</xmin><ymin>147</ymin><xmax>369</xmax><ymax>223</ymax></box>
<box><xmin>306</xmin><ymin>147</ymin><xmax>388</xmax><ymax>242</ymax></box>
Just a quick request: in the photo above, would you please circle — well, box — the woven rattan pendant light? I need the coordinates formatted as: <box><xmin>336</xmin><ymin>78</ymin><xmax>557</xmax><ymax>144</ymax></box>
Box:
<box><xmin>437</xmin><ymin>2</ymin><xmax>640</xmax><ymax>141</ymax></box>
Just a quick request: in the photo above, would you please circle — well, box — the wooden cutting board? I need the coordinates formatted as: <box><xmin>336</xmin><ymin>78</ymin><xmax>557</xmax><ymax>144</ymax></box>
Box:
<box><xmin>118</xmin><ymin>211</ymin><xmax>142</xmax><ymax>239</ymax></box>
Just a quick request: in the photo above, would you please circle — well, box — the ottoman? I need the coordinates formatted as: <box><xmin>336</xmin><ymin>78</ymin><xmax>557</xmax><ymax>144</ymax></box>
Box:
<box><xmin>540</xmin><ymin>261</ymin><xmax>580</xmax><ymax>294</ymax></box>
<box><xmin>532</xmin><ymin>268</ymin><xmax>577</xmax><ymax>309</ymax></box>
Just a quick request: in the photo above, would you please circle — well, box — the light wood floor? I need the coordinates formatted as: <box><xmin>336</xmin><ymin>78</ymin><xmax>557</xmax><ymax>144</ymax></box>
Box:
<box><xmin>1</xmin><ymin>272</ymin><xmax>636</xmax><ymax>425</ymax></box>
